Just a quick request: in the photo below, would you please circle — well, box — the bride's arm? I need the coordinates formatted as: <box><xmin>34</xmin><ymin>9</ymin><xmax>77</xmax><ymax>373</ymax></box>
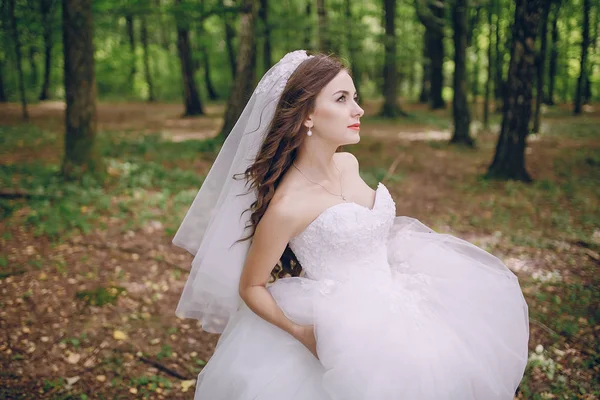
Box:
<box><xmin>238</xmin><ymin>198</ymin><xmax>305</xmax><ymax>339</ymax></box>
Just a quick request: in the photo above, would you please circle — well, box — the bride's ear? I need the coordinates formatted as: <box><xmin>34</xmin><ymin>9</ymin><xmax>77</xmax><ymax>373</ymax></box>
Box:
<box><xmin>303</xmin><ymin>116</ymin><xmax>314</xmax><ymax>130</ymax></box>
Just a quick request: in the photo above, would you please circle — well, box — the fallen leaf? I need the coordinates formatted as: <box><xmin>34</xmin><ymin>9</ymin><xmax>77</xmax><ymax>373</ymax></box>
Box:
<box><xmin>181</xmin><ymin>380</ymin><xmax>195</xmax><ymax>392</ymax></box>
<box><xmin>113</xmin><ymin>330</ymin><xmax>128</xmax><ymax>341</ymax></box>
<box><xmin>96</xmin><ymin>375</ymin><xmax>106</xmax><ymax>382</ymax></box>
<box><xmin>66</xmin><ymin>352</ymin><xmax>81</xmax><ymax>364</ymax></box>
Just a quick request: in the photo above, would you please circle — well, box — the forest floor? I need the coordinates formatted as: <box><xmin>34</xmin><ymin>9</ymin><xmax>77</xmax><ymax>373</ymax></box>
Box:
<box><xmin>0</xmin><ymin>100</ymin><xmax>599</xmax><ymax>399</ymax></box>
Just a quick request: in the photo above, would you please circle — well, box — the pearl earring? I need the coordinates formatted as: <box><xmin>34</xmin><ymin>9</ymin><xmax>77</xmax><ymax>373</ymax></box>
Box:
<box><xmin>307</xmin><ymin>129</ymin><xmax>313</xmax><ymax>137</ymax></box>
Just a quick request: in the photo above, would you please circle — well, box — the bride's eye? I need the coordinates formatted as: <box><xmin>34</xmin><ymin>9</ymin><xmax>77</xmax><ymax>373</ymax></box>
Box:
<box><xmin>354</xmin><ymin>96</ymin><xmax>359</xmax><ymax>104</ymax></box>
<box><xmin>337</xmin><ymin>95</ymin><xmax>346</xmax><ymax>102</ymax></box>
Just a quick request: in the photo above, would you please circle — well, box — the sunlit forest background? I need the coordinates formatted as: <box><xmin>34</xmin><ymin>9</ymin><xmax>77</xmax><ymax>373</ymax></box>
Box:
<box><xmin>1</xmin><ymin>0</ymin><xmax>599</xmax><ymax>398</ymax></box>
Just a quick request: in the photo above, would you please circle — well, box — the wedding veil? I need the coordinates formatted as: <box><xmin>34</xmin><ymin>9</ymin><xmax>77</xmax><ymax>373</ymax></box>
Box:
<box><xmin>172</xmin><ymin>50</ymin><xmax>314</xmax><ymax>333</ymax></box>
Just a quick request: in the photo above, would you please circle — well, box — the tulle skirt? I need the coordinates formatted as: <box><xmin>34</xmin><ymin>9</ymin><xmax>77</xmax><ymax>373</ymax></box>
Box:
<box><xmin>193</xmin><ymin>217</ymin><xmax>530</xmax><ymax>400</ymax></box>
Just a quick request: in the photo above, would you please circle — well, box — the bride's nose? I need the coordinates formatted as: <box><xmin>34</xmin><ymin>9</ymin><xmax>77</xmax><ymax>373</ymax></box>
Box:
<box><xmin>353</xmin><ymin>103</ymin><xmax>364</xmax><ymax>118</ymax></box>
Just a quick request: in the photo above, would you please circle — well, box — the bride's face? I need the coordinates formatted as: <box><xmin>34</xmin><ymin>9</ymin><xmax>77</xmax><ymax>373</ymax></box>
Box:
<box><xmin>308</xmin><ymin>70</ymin><xmax>364</xmax><ymax>145</ymax></box>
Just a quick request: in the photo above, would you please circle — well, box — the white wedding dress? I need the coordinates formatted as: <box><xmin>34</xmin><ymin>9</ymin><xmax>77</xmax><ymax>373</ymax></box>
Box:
<box><xmin>193</xmin><ymin>182</ymin><xmax>530</xmax><ymax>400</ymax></box>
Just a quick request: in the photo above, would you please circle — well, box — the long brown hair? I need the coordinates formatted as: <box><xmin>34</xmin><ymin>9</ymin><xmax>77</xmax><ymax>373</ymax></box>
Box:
<box><xmin>233</xmin><ymin>53</ymin><xmax>347</xmax><ymax>280</ymax></box>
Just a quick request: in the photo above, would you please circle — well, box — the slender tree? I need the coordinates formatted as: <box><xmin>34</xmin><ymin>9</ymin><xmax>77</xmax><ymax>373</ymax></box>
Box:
<box><xmin>259</xmin><ymin>0</ymin><xmax>272</xmax><ymax>72</ymax></box>
<box><xmin>487</xmin><ymin>0</ymin><xmax>545</xmax><ymax>182</ymax></box>
<box><xmin>546</xmin><ymin>0</ymin><xmax>562</xmax><ymax>105</ymax></box>
<box><xmin>39</xmin><ymin>0</ymin><xmax>54</xmax><ymax>100</ymax></box>
<box><xmin>416</xmin><ymin>0</ymin><xmax>446</xmax><ymax>109</ymax></box>
<box><xmin>140</xmin><ymin>15</ymin><xmax>155</xmax><ymax>102</ymax></box>
<box><xmin>419</xmin><ymin>33</ymin><xmax>431</xmax><ymax>103</ymax></box>
<box><xmin>221</xmin><ymin>0</ymin><xmax>258</xmax><ymax>137</ymax></box>
<box><xmin>125</xmin><ymin>14</ymin><xmax>136</xmax><ymax>85</ymax></box>
<box><xmin>317</xmin><ymin>0</ymin><xmax>331</xmax><ymax>53</ymax></box>
<box><xmin>574</xmin><ymin>0</ymin><xmax>591</xmax><ymax>115</ymax></box>
<box><xmin>8</xmin><ymin>0</ymin><xmax>28</xmax><ymax>119</ymax></box>
<box><xmin>0</xmin><ymin>60</ymin><xmax>6</xmax><ymax>102</ymax></box>
<box><xmin>450</xmin><ymin>0</ymin><xmax>473</xmax><ymax>146</ymax></box>
<box><xmin>532</xmin><ymin>0</ymin><xmax>552</xmax><ymax>133</ymax></box>
<box><xmin>380</xmin><ymin>0</ymin><xmax>406</xmax><ymax>117</ymax></box>
<box><xmin>483</xmin><ymin>4</ymin><xmax>494</xmax><ymax>129</ymax></box>
<box><xmin>175</xmin><ymin>0</ymin><xmax>204</xmax><ymax>116</ymax></box>
<box><xmin>345</xmin><ymin>0</ymin><xmax>362</xmax><ymax>97</ymax></box>
<box><xmin>304</xmin><ymin>2</ymin><xmax>312</xmax><ymax>50</ymax></box>
<box><xmin>223</xmin><ymin>4</ymin><xmax>237</xmax><ymax>79</ymax></box>
<box><xmin>62</xmin><ymin>0</ymin><xmax>102</xmax><ymax>179</ymax></box>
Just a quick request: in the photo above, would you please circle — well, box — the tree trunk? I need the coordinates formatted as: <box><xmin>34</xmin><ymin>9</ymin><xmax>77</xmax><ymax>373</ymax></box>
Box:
<box><xmin>28</xmin><ymin>46</ymin><xmax>38</xmax><ymax>87</ymax></box>
<box><xmin>140</xmin><ymin>16</ymin><xmax>155</xmax><ymax>102</ymax></box>
<box><xmin>220</xmin><ymin>0</ymin><xmax>257</xmax><ymax>138</ymax></box>
<box><xmin>224</xmin><ymin>7</ymin><xmax>237</xmax><ymax>79</ymax></box>
<box><xmin>419</xmin><ymin>32</ymin><xmax>431</xmax><ymax>103</ymax></box>
<box><xmin>304</xmin><ymin>2</ymin><xmax>312</xmax><ymax>49</ymax></box>
<box><xmin>126</xmin><ymin>14</ymin><xmax>136</xmax><ymax>85</ymax></box>
<box><xmin>494</xmin><ymin>2</ymin><xmax>503</xmax><ymax>103</ymax></box>
<box><xmin>470</xmin><ymin>7</ymin><xmax>481</xmax><ymax>107</ymax></box>
<box><xmin>201</xmin><ymin>46</ymin><xmax>218</xmax><ymax>100</ymax></box>
<box><xmin>345</xmin><ymin>0</ymin><xmax>361</xmax><ymax>96</ymax></box>
<box><xmin>176</xmin><ymin>0</ymin><xmax>203</xmax><ymax>116</ymax></box>
<box><xmin>574</xmin><ymin>0</ymin><xmax>591</xmax><ymax>114</ymax></box>
<box><xmin>547</xmin><ymin>1</ymin><xmax>561</xmax><ymax>105</ymax></box>
<box><xmin>317</xmin><ymin>0</ymin><xmax>331</xmax><ymax>53</ymax></box>
<box><xmin>583</xmin><ymin>6</ymin><xmax>597</xmax><ymax>104</ymax></box>
<box><xmin>8</xmin><ymin>0</ymin><xmax>28</xmax><ymax>119</ymax></box>
<box><xmin>532</xmin><ymin>1</ymin><xmax>551</xmax><ymax>133</ymax></box>
<box><xmin>429</xmin><ymin>0</ymin><xmax>445</xmax><ymax>109</ymax></box>
<box><xmin>483</xmin><ymin>5</ymin><xmax>493</xmax><ymax>130</ymax></box>
<box><xmin>62</xmin><ymin>0</ymin><xmax>102</xmax><ymax>180</ymax></box>
<box><xmin>450</xmin><ymin>0</ymin><xmax>473</xmax><ymax>146</ymax></box>
<box><xmin>259</xmin><ymin>0</ymin><xmax>272</xmax><ymax>72</ymax></box>
<box><xmin>487</xmin><ymin>0</ymin><xmax>545</xmax><ymax>182</ymax></box>
<box><xmin>380</xmin><ymin>0</ymin><xmax>406</xmax><ymax>117</ymax></box>
<box><xmin>0</xmin><ymin>60</ymin><xmax>6</xmax><ymax>102</ymax></box>
<box><xmin>39</xmin><ymin>0</ymin><xmax>54</xmax><ymax>100</ymax></box>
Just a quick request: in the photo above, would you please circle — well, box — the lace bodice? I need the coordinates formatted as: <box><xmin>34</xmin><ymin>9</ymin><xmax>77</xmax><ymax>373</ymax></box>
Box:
<box><xmin>289</xmin><ymin>182</ymin><xmax>396</xmax><ymax>282</ymax></box>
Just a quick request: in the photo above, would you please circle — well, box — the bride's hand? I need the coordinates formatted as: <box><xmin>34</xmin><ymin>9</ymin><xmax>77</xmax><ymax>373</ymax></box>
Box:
<box><xmin>292</xmin><ymin>324</ymin><xmax>318</xmax><ymax>359</ymax></box>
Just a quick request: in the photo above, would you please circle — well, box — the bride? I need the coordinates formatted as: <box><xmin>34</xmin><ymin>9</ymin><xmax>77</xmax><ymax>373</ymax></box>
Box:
<box><xmin>172</xmin><ymin>50</ymin><xmax>530</xmax><ymax>400</ymax></box>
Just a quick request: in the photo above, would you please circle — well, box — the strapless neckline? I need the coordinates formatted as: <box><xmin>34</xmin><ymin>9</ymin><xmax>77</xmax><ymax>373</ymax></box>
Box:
<box><xmin>292</xmin><ymin>182</ymin><xmax>387</xmax><ymax>240</ymax></box>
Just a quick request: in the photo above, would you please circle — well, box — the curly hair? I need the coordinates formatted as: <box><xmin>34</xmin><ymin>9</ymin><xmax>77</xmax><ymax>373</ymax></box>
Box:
<box><xmin>233</xmin><ymin>53</ymin><xmax>347</xmax><ymax>281</ymax></box>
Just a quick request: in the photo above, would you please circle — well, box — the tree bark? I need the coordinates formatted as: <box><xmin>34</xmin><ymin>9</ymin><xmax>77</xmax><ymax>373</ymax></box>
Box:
<box><xmin>62</xmin><ymin>0</ymin><xmax>102</xmax><ymax>180</ymax></box>
<box><xmin>574</xmin><ymin>0</ymin><xmax>591</xmax><ymax>115</ymax></box>
<box><xmin>450</xmin><ymin>0</ymin><xmax>473</xmax><ymax>146</ymax></box>
<box><xmin>345</xmin><ymin>0</ymin><xmax>362</xmax><ymax>96</ymax></box>
<box><xmin>126</xmin><ymin>14</ymin><xmax>136</xmax><ymax>85</ymax></box>
<box><xmin>380</xmin><ymin>0</ymin><xmax>406</xmax><ymax>117</ymax></box>
<box><xmin>176</xmin><ymin>0</ymin><xmax>203</xmax><ymax>116</ymax></box>
<box><xmin>140</xmin><ymin>16</ymin><xmax>155</xmax><ymax>102</ymax></box>
<box><xmin>224</xmin><ymin>6</ymin><xmax>237</xmax><ymax>79</ymax></box>
<box><xmin>39</xmin><ymin>0</ymin><xmax>54</xmax><ymax>100</ymax></box>
<box><xmin>470</xmin><ymin>7</ymin><xmax>481</xmax><ymax>107</ymax></box>
<box><xmin>304</xmin><ymin>2</ymin><xmax>312</xmax><ymax>49</ymax></box>
<box><xmin>483</xmin><ymin>5</ymin><xmax>493</xmax><ymax>130</ymax></box>
<box><xmin>487</xmin><ymin>0</ymin><xmax>545</xmax><ymax>182</ymax></box>
<box><xmin>419</xmin><ymin>0</ymin><xmax>445</xmax><ymax>109</ymax></box>
<box><xmin>532</xmin><ymin>0</ymin><xmax>551</xmax><ymax>133</ymax></box>
<box><xmin>419</xmin><ymin>32</ymin><xmax>431</xmax><ymax>103</ymax></box>
<box><xmin>546</xmin><ymin>1</ymin><xmax>561</xmax><ymax>105</ymax></box>
<box><xmin>317</xmin><ymin>0</ymin><xmax>331</xmax><ymax>53</ymax></box>
<box><xmin>201</xmin><ymin>45</ymin><xmax>218</xmax><ymax>100</ymax></box>
<box><xmin>8</xmin><ymin>0</ymin><xmax>28</xmax><ymax>119</ymax></box>
<box><xmin>220</xmin><ymin>0</ymin><xmax>257</xmax><ymax>138</ymax></box>
<box><xmin>494</xmin><ymin>1</ymin><xmax>504</xmax><ymax>103</ymax></box>
<box><xmin>0</xmin><ymin>60</ymin><xmax>6</xmax><ymax>102</ymax></box>
<box><xmin>259</xmin><ymin>0</ymin><xmax>272</xmax><ymax>72</ymax></box>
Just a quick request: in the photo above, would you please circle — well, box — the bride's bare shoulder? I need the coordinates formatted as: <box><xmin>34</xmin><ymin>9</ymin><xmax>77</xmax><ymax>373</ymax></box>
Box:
<box><xmin>334</xmin><ymin>151</ymin><xmax>359</xmax><ymax>172</ymax></box>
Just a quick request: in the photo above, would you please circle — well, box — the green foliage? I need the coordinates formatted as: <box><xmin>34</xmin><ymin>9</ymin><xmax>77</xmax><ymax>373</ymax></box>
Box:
<box><xmin>0</xmin><ymin>125</ymin><xmax>221</xmax><ymax>240</ymax></box>
<box><xmin>75</xmin><ymin>286</ymin><xmax>126</xmax><ymax>306</ymax></box>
